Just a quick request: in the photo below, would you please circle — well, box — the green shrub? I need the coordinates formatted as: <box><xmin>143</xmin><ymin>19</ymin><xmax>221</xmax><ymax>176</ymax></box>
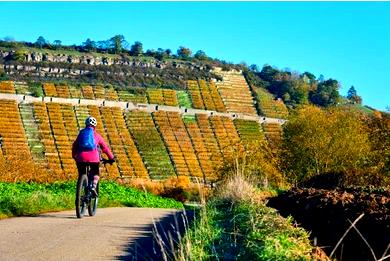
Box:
<box><xmin>28</xmin><ymin>82</ymin><xmax>44</xmax><ymax>97</ymax></box>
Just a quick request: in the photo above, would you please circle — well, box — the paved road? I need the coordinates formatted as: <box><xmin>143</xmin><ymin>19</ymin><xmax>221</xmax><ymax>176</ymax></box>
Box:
<box><xmin>0</xmin><ymin>207</ymin><xmax>191</xmax><ymax>261</ymax></box>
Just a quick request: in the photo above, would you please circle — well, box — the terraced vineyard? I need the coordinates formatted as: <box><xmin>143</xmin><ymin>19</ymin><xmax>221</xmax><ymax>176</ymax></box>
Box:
<box><xmin>0</xmin><ymin>75</ymin><xmax>285</xmax><ymax>183</ymax></box>
<box><xmin>0</xmin><ymin>81</ymin><xmax>15</xmax><ymax>94</ymax></box>
<box><xmin>255</xmin><ymin>87</ymin><xmax>289</xmax><ymax>119</ymax></box>
<box><xmin>213</xmin><ymin>69</ymin><xmax>257</xmax><ymax>115</ymax></box>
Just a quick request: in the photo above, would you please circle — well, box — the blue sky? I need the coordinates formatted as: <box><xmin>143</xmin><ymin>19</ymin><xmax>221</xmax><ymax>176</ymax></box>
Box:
<box><xmin>0</xmin><ymin>2</ymin><xmax>389</xmax><ymax>110</ymax></box>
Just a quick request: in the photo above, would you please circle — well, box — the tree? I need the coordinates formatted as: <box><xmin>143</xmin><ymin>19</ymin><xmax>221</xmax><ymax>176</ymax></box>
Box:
<box><xmin>249</xmin><ymin>64</ymin><xmax>259</xmax><ymax>72</ymax></box>
<box><xmin>130</xmin><ymin>41</ymin><xmax>143</xmax><ymax>56</ymax></box>
<box><xmin>347</xmin><ymin>86</ymin><xmax>362</xmax><ymax>104</ymax></box>
<box><xmin>259</xmin><ymin>65</ymin><xmax>280</xmax><ymax>82</ymax></box>
<box><xmin>96</xmin><ymin>40</ymin><xmax>109</xmax><ymax>51</ymax></box>
<box><xmin>165</xmin><ymin>49</ymin><xmax>172</xmax><ymax>57</ymax></box>
<box><xmin>302</xmin><ymin>71</ymin><xmax>316</xmax><ymax>82</ymax></box>
<box><xmin>35</xmin><ymin>36</ymin><xmax>47</xmax><ymax>48</ymax></box>
<box><xmin>177</xmin><ymin>46</ymin><xmax>192</xmax><ymax>59</ymax></box>
<box><xmin>155</xmin><ymin>48</ymin><xmax>167</xmax><ymax>61</ymax></box>
<box><xmin>53</xmin><ymin>40</ymin><xmax>62</xmax><ymax>49</ymax></box>
<box><xmin>109</xmin><ymin>35</ymin><xmax>127</xmax><ymax>54</ymax></box>
<box><xmin>145</xmin><ymin>49</ymin><xmax>157</xmax><ymax>57</ymax></box>
<box><xmin>194</xmin><ymin>50</ymin><xmax>208</xmax><ymax>60</ymax></box>
<box><xmin>276</xmin><ymin>74</ymin><xmax>309</xmax><ymax>106</ymax></box>
<box><xmin>281</xmin><ymin>105</ymin><xmax>371</xmax><ymax>184</ymax></box>
<box><xmin>82</xmin><ymin>38</ymin><xmax>96</xmax><ymax>52</ymax></box>
<box><xmin>309</xmin><ymin>78</ymin><xmax>340</xmax><ymax>107</ymax></box>
<box><xmin>365</xmin><ymin>112</ymin><xmax>390</xmax><ymax>184</ymax></box>
<box><xmin>347</xmin><ymin>86</ymin><xmax>357</xmax><ymax>98</ymax></box>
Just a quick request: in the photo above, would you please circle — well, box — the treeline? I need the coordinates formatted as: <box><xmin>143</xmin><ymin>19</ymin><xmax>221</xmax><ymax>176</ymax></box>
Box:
<box><xmin>0</xmin><ymin>35</ymin><xmax>239</xmax><ymax>69</ymax></box>
<box><xmin>0</xmin><ymin>36</ymin><xmax>367</xmax><ymax>107</ymax></box>
<box><xmin>243</xmin><ymin>64</ymin><xmax>363</xmax><ymax>108</ymax></box>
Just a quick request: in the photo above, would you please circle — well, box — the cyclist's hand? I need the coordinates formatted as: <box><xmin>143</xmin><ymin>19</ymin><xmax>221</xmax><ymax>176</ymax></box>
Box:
<box><xmin>107</xmin><ymin>158</ymin><xmax>115</xmax><ymax>165</ymax></box>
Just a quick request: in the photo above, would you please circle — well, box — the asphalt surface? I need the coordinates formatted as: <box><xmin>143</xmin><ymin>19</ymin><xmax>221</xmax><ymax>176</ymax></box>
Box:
<box><xmin>0</xmin><ymin>207</ymin><xmax>191</xmax><ymax>261</ymax></box>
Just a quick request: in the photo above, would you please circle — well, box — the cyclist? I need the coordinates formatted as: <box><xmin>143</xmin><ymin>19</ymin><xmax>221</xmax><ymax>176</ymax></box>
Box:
<box><xmin>72</xmin><ymin>116</ymin><xmax>115</xmax><ymax>196</ymax></box>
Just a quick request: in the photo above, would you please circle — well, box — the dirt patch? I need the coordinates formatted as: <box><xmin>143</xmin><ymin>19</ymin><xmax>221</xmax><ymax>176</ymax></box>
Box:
<box><xmin>268</xmin><ymin>187</ymin><xmax>390</xmax><ymax>261</ymax></box>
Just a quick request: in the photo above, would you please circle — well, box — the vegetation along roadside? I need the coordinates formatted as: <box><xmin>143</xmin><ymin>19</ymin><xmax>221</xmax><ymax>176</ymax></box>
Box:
<box><xmin>0</xmin><ymin>181</ymin><xmax>183</xmax><ymax>219</ymax></box>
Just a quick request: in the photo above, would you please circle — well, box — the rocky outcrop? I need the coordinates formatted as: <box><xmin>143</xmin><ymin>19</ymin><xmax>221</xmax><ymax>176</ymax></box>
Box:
<box><xmin>0</xmin><ymin>49</ymin><xmax>207</xmax><ymax>71</ymax></box>
<box><xmin>0</xmin><ymin>48</ymin><xmax>217</xmax><ymax>88</ymax></box>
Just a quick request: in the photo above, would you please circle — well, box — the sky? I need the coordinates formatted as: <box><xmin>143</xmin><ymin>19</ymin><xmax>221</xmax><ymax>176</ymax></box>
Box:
<box><xmin>0</xmin><ymin>2</ymin><xmax>389</xmax><ymax>111</ymax></box>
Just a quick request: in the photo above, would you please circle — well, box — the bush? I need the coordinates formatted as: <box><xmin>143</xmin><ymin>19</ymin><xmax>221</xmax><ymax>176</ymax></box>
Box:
<box><xmin>0</xmin><ymin>68</ymin><xmax>8</xmax><ymax>81</ymax></box>
<box><xmin>28</xmin><ymin>82</ymin><xmax>44</xmax><ymax>97</ymax></box>
<box><xmin>281</xmin><ymin>105</ymin><xmax>373</xmax><ymax>185</ymax></box>
<box><xmin>218</xmin><ymin>141</ymin><xmax>287</xmax><ymax>189</ymax></box>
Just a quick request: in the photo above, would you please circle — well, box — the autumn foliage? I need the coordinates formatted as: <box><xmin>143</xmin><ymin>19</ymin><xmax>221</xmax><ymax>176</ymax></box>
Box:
<box><xmin>218</xmin><ymin>140</ymin><xmax>286</xmax><ymax>189</ymax></box>
<box><xmin>281</xmin><ymin>105</ymin><xmax>389</xmax><ymax>186</ymax></box>
<box><xmin>124</xmin><ymin>176</ymin><xmax>210</xmax><ymax>202</ymax></box>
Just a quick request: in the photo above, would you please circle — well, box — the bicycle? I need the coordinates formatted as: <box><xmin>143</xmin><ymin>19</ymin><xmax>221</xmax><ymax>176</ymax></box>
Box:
<box><xmin>75</xmin><ymin>159</ymin><xmax>111</xmax><ymax>218</ymax></box>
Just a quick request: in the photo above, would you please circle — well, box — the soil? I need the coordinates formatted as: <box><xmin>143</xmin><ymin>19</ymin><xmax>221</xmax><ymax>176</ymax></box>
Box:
<box><xmin>268</xmin><ymin>187</ymin><xmax>390</xmax><ymax>261</ymax></box>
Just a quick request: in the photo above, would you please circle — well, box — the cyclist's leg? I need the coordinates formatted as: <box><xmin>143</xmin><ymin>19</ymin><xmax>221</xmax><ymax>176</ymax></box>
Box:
<box><xmin>76</xmin><ymin>162</ymin><xmax>87</xmax><ymax>176</ymax></box>
<box><xmin>88</xmin><ymin>163</ymin><xmax>100</xmax><ymax>189</ymax></box>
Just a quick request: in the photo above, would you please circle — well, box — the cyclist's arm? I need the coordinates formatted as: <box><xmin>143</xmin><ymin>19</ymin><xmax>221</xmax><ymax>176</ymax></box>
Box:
<box><xmin>72</xmin><ymin>136</ymin><xmax>79</xmax><ymax>160</ymax></box>
<box><xmin>96</xmin><ymin>133</ymin><xmax>114</xmax><ymax>160</ymax></box>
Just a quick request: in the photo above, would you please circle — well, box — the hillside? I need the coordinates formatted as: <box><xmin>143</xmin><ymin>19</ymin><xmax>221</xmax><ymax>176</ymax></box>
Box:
<box><xmin>0</xmin><ymin>73</ymin><xmax>286</xmax><ymax>183</ymax></box>
<box><xmin>0</xmin><ymin>46</ymin><xmax>221</xmax><ymax>89</ymax></box>
<box><xmin>1</xmin><ymin>40</ymin><xmax>388</xmax><ymax>261</ymax></box>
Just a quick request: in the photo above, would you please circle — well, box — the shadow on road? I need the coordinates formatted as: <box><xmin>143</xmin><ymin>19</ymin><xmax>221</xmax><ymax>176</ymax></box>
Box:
<box><xmin>34</xmin><ymin>213</ymin><xmax>76</xmax><ymax>219</ymax></box>
<box><xmin>115</xmin><ymin>209</ymin><xmax>195</xmax><ymax>261</ymax></box>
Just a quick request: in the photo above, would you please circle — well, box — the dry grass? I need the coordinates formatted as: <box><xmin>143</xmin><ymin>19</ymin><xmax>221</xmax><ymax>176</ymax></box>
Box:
<box><xmin>215</xmin><ymin>171</ymin><xmax>257</xmax><ymax>203</ymax></box>
<box><xmin>124</xmin><ymin>176</ymin><xmax>210</xmax><ymax>203</ymax></box>
<box><xmin>330</xmin><ymin>213</ymin><xmax>390</xmax><ymax>261</ymax></box>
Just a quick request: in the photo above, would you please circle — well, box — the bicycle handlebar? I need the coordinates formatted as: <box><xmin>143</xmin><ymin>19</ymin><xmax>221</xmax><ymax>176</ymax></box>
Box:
<box><xmin>101</xmin><ymin>158</ymin><xmax>115</xmax><ymax>165</ymax></box>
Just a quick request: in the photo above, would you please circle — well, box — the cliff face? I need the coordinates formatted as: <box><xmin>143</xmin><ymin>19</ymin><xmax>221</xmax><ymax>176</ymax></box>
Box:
<box><xmin>0</xmin><ymin>49</ymin><xmax>209</xmax><ymax>69</ymax></box>
<box><xmin>0</xmin><ymin>49</ymin><xmax>215</xmax><ymax>88</ymax></box>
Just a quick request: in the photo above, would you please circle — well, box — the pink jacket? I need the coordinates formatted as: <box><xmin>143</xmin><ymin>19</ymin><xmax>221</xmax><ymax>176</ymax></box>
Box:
<box><xmin>72</xmin><ymin>127</ymin><xmax>114</xmax><ymax>163</ymax></box>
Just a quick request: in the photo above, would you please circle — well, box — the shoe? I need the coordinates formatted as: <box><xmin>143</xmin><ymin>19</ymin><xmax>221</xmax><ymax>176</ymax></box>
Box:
<box><xmin>91</xmin><ymin>187</ymin><xmax>98</xmax><ymax>197</ymax></box>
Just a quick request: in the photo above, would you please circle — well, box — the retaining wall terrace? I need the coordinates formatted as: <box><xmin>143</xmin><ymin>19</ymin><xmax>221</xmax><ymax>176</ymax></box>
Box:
<box><xmin>0</xmin><ymin>93</ymin><xmax>286</xmax><ymax>125</ymax></box>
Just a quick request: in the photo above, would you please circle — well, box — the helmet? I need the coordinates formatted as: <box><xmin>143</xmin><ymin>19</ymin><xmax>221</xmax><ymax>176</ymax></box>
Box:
<box><xmin>85</xmin><ymin>116</ymin><xmax>97</xmax><ymax>127</ymax></box>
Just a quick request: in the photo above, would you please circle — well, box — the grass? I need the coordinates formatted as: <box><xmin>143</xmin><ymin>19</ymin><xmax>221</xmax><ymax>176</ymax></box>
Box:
<box><xmin>0</xmin><ymin>181</ymin><xmax>183</xmax><ymax>218</ymax></box>
<box><xmin>175</xmin><ymin>174</ymin><xmax>317</xmax><ymax>261</ymax></box>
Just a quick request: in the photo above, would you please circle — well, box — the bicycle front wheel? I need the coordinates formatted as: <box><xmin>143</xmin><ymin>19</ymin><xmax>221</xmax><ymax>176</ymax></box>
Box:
<box><xmin>75</xmin><ymin>175</ymin><xmax>88</xmax><ymax>218</ymax></box>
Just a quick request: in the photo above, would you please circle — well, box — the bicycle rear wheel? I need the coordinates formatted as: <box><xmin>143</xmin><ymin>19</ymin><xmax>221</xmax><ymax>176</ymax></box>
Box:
<box><xmin>76</xmin><ymin>175</ymin><xmax>88</xmax><ymax>218</ymax></box>
<box><xmin>88</xmin><ymin>181</ymin><xmax>99</xmax><ymax>216</ymax></box>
